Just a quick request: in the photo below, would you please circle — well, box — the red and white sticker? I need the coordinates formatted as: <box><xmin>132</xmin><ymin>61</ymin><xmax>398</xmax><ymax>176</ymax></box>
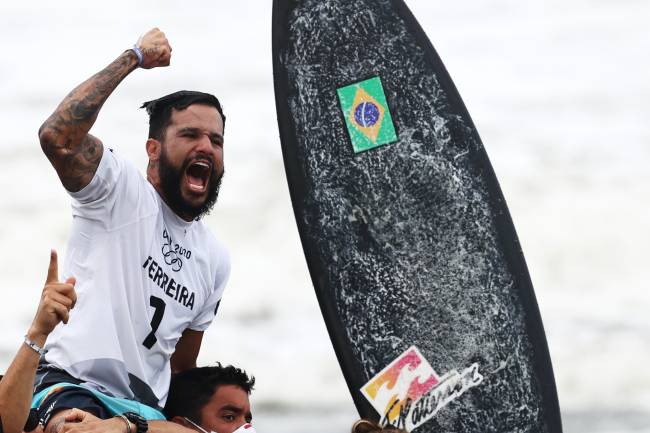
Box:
<box><xmin>360</xmin><ymin>346</ymin><xmax>483</xmax><ymax>431</ymax></box>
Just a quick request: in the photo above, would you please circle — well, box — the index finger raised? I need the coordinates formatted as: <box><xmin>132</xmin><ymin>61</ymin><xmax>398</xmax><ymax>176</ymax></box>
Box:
<box><xmin>46</xmin><ymin>249</ymin><xmax>59</xmax><ymax>284</ymax></box>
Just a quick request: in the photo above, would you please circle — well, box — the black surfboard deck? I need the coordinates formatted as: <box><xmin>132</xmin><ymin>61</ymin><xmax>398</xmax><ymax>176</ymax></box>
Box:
<box><xmin>272</xmin><ymin>1</ymin><xmax>562</xmax><ymax>432</ymax></box>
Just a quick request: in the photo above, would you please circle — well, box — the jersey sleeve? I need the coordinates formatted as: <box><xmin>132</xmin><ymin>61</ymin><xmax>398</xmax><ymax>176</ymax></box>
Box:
<box><xmin>188</xmin><ymin>247</ymin><xmax>231</xmax><ymax>331</ymax></box>
<box><xmin>68</xmin><ymin>147</ymin><xmax>145</xmax><ymax>224</ymax></box>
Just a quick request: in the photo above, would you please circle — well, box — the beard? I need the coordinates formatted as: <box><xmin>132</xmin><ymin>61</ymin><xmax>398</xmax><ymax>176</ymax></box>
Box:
<box><xmin>158</xmin><ymin>148</ymin><xmax>223</xmax><ymax>220</ymax></box>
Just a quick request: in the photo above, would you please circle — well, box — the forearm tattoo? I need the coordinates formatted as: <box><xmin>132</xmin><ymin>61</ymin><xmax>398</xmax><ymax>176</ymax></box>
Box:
<box><xmin>40</xmin><ymin>50</ymin><xmax>137</xmax><ymax>191</ymax></box>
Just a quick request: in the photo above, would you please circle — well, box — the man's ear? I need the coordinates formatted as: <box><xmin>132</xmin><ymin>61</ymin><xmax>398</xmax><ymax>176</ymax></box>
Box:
<box><xmin>146</xmin><ymin>138</ymin><xmax>161</xmax><ymax>161</ymax></box>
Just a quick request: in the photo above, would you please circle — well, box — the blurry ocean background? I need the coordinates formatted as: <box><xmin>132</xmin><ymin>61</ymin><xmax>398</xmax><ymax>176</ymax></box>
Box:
<box><xmin>0</xmin><ymin>1</ymin><xmax>648</xmax><ymax>432</ymax></box>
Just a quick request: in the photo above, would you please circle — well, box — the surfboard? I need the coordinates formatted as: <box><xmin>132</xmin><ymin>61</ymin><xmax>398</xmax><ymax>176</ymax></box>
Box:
<box><xmin>272</xmin><ymin>1</ymin><xmax>562</xmax><ymax>431</ymax></box>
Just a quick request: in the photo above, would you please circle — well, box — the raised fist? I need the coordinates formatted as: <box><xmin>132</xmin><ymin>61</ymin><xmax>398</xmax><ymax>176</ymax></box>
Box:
<box><xmin>136</xmin><ymin>27</ymin><xmax>172</xmax><ymax>69</ymax></box>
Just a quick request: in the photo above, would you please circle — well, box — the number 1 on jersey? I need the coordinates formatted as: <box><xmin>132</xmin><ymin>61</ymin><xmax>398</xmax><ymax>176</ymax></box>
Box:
<box><xmin>143</xmin><ymin>295</ymin><xmax>166</xmax><ymax>349</ymax></box>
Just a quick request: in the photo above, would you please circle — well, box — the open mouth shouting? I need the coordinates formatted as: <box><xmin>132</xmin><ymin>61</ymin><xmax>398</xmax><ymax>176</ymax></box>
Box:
<box><xmin>185</xmin><ymin>159</ymin><xmax>212</xmax><ymax>194</ymax></box>
<box><xmin>158</xmin><ymin>147</ymin><xmax>223</xmax><ymax>221</ymax></box>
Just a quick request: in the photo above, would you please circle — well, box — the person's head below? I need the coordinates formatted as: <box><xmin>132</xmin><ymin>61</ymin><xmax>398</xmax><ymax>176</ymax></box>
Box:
<box><xmin>351</xmin><ymin>419</ymin><xmax>408</xmax><ymax>433</ymax></box>
<box><xmin>164</xmin><ymin>363</ymin><xmax>254</xmax><ymax>433</ymax></box>
<box><xmin>142</xmin><ymin>90</ymin><xmax>226</xmax><ymax>222</ymax></box>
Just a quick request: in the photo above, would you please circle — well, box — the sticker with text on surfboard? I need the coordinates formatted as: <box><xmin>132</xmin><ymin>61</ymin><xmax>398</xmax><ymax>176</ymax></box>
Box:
<box><xmin>337</xmin><ymin>76</ymin><xmax>397</xmax><ymax>153</ymax></box>
<box><xmin>360</xmin><ymin>346</ymin><xmax>484</xmax><ymax>431</ymax></box>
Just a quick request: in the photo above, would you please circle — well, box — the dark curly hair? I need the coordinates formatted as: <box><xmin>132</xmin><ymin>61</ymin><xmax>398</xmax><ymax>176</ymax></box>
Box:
<box><xmin>141</xmin><ymin>90</ymin><xmax>226</xmax><ymax>141</ymax></box>
<box><xmin>163</xmin><ymin>363</ymin><xmax>254</xmax><ymax>422</ymax></box>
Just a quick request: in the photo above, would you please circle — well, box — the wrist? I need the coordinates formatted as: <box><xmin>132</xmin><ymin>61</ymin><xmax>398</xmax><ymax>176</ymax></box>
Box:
<box><xmin>24</xmin><ymin>334</ymin><xmax>47</xmax><ymax>356</ymax></box>
<box><xmin>114</xmin><ymin>415</ymin><xmax>135</xmax><ymax>433</ymax></box>
<box><xmin>123</xmin><ymin>49</ymin><xmax>141</xmax><ymax>70</ymax></box>
<box><xmin>130</xmin><ymin>44</ymin><xmax>144</xmax><ymax>67</ymax></box>
<box><xmin>123</xmin><ymin>412</ymin><xmax>148</xmax><ymax>433</ymax></box>
<box><xmin>26</xmin><ymin>327</ymin><xmax>48</xmax><ymax>348</ymax></box>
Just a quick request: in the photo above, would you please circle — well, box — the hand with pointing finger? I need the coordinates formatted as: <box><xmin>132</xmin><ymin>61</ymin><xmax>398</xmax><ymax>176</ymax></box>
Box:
<box><xmin>27</xmin><ymin>250</ymin><xmax>77</xmax><ymax>347</ymax></box>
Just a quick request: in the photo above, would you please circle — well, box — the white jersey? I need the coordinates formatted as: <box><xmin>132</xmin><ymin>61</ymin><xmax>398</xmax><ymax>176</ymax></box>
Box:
<box><xmin>43</xmin><ymin>147</ymin><xmax>230</xmax><ymax>409</ymax></box>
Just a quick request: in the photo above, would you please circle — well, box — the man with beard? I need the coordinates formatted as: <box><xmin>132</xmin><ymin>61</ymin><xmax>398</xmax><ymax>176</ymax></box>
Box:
<box><xmin>33</xmin><ymin>27</ymin><xmax>230</xmax><ymax>429</ymax></box>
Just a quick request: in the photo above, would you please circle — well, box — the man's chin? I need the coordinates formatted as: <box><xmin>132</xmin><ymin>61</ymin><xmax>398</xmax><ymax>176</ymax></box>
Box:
<box><xmin>181</xmin><ymin>194</ymin><xmax>208</xmax><ymax>210</ymax></box>
<box><xmin>176</xmin><ymin>186</ymin><xmax>219</xmax><ymax>220</ymax></box>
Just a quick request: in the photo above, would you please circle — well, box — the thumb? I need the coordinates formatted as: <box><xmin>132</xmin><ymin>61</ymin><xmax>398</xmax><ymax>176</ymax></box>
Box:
<box><xmin>64</xmin><ymin>277</ymin><xmax>77</xmax><ymax>309</ymax></box>
<box><xmin>46</xmin><ymin>249</ymin><xmax>59</xmax><ymax>284</ymax></box>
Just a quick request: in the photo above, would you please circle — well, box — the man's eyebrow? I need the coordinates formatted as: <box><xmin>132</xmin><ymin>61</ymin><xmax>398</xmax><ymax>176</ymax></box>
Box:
<box><xmin>220</xmin><ymin>404</ymin><xmax>244</xmax><ymax>413</ymax></box>
<box><xmin>209</xmin><ymin>132</ymin><xmax>224</xmax><ymax>143</ymax></box>
<box><xmin>177</xmin><ymin>127</ymin><xmax>200</xmax><ymax>134</ymax></box>
<box><xmin>177</xmin><ymin>127</ymin><xmax>223</xmax><ymax>141</ymax></box>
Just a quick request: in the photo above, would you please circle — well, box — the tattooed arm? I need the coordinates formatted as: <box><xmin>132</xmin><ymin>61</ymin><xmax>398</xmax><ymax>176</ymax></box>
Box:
<box><xmin>38</xmin><ymin>28</ymin><xmax>172</xmax><ymax>192</ymax></box>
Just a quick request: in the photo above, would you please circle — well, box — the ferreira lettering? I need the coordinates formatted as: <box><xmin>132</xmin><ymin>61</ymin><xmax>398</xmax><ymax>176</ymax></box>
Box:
<box><xmin>142</xmin><ymin>256</ymin><xmax>195</xmax><ymax>310</ymax></box>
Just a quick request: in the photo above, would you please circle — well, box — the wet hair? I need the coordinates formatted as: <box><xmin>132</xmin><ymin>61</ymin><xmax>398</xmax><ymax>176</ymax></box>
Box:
<box><xmin>163</xmin><ymin>364</ymin><xmax>255</xmax><ymax>423</ymax></box>
<box><xmin>351</xmin><ymin>419</ymin><xmax>407</xmax><ymax>433</ymax></box>
<box><xmin>141</xmin><ymin>90</ymin><xmax>226</xmax><ymax>141</ymax></box>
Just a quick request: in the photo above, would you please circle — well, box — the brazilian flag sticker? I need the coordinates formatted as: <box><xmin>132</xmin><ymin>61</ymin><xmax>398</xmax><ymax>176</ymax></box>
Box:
<box><xmin>337</xmin><ymin>76</ymin><xmax>397</xmax><ymax>153</ymax></box>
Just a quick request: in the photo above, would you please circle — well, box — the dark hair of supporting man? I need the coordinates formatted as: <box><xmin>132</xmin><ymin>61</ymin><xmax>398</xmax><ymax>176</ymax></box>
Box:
<box><xmin>163</xmin><ymin>364</ymin><xmax>255</xmax><ymax>423</ymax></box>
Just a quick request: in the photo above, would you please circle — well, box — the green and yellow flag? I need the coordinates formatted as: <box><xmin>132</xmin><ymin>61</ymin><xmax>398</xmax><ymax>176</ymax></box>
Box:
<box><xmin>337</xmin><ymin>76</ymin><xmax>397</xmax><ymax>153</ymax></box>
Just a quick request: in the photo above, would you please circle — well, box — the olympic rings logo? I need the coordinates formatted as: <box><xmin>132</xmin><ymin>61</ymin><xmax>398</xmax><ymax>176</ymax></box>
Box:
<box><xmin>161</xmin><ymin>229</ymin><xmax>192</xmax><ymax>272</ymax></box>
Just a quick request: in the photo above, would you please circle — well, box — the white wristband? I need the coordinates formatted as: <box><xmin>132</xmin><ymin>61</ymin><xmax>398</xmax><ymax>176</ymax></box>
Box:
<box><xmin>24</xmin><ymin>335</ymin><xmax>46</xmax><ymax>356</ymax></box>
<box><xmin>131</xmin><ymin>45</ymin><xmax>144</xmax><ymax>67</ymax></box>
